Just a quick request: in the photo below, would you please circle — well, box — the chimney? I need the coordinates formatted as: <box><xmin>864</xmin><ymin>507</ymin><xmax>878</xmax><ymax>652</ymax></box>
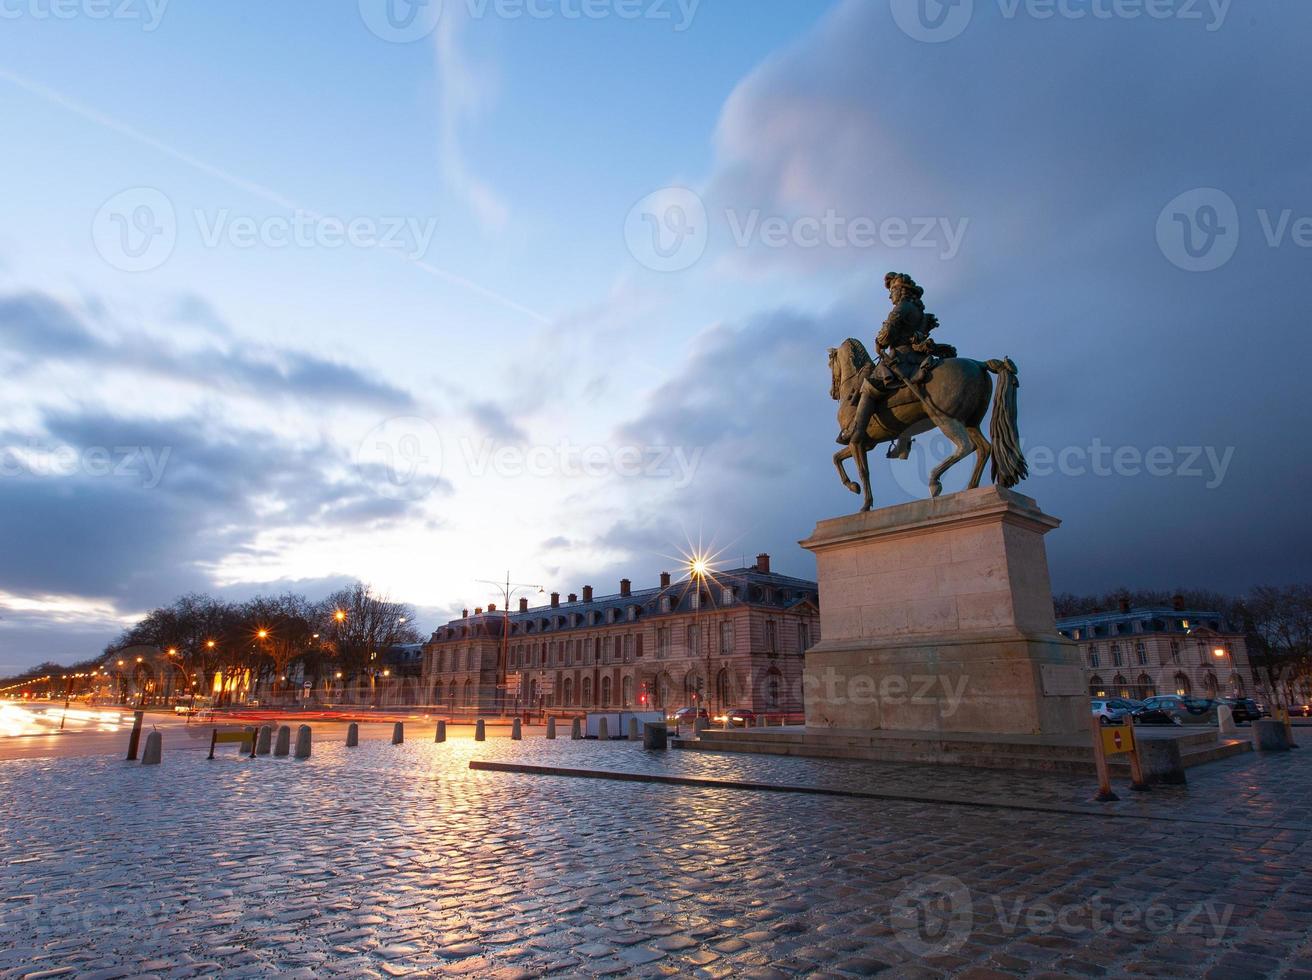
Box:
<box><xmin>583</xmin><ymin>585</ymin><xmax>594</xmax><ymax>603</ymax></box>
<box><xmin>550</xmin><ymin>592</ymin><xmax>560</xmax><ymax>609</ymax></box>
<box><xmin>568</xmin><ymin>593</ymin><xmax>578</xmax><ymax>604</ymax></box>
<box><xmin>1172</xmin><ymin>594</ymin><xmax>1185</xmax><ymax>612</ymax></box>
<box><xmin>756</xmin><ymin>553</ymin><xmax>771</xmax><ymax>574</ymax></box>
<box><xmin>1117</xmin><ymin>598</ymin><xmax>1130</xmax><ymax>614</ymax></box>
<box><xmin>488</xmin><ymin>603</ymin><xmax>497</xmax><ymax>613</ymax></box>
<box><xmin>474</xmin><ymin>607</ymin><xmax>483</xmax><ymax>616</ymax></box>
<box><xmin>519</xmin><ymin>597</ymin><xmax>529</xmax><ymax>613</ymax></box>
<box><xmin>620</xmin><ymin>578</ymin><xmax>631</xmax><ymax>597</ymax></box>
<box><xmin>462</xmin><ymin>608</ymin><xmax>468</xmax><ymax>618</ymax></box>
<box><xmin>660</xmin><ymin>571</ymin><xmax>671</xmax><ymax>588</ymax></box>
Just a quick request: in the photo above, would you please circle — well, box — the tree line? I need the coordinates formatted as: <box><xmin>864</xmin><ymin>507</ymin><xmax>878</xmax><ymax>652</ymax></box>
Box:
<box><xmin>1</xmin><ymin>583</ymin><xmax>421</xmax><ymax>701</ymax></box>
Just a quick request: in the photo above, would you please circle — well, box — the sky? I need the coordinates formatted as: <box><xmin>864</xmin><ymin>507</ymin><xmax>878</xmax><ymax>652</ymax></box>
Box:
<box><xmin>1</xmin><ymin>0</ymin><xmax>1309</xmax><ymax>673</ymax></box>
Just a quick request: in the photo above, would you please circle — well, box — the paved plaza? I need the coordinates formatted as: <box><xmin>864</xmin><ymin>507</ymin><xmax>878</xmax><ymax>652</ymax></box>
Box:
<box><xmin>3</xmin><ymin>728</ymin><xmax>1312</xmax><ymax>979</ymax></box>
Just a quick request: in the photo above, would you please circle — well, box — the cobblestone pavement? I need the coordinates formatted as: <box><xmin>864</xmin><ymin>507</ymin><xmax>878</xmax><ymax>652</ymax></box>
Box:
<box><xmin>3</xmin><ymin>733</ymin><xmax>1312</xmax><ymax>979</ymax></box>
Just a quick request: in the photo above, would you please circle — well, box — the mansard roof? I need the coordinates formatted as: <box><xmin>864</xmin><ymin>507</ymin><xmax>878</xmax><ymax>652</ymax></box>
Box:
<box><xmin>429</xmin><ymin>564</ymin><xmax>818</xmax><ymax>644</ymax></box>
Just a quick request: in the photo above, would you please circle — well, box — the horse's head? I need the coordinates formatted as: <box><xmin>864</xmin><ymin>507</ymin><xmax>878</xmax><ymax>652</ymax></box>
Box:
<box><xmin>828</xmin><ymin>338</ymin><xmax>870</xmax><ymax>400</ymax></box>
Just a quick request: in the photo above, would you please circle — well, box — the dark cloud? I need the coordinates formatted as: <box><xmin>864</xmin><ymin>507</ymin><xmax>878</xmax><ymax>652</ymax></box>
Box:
<box><xmin>0</xmin><ymin>291</ymin><xmax>414</xmax><ymax>410</ymax></box>
<box><xmin>590</xmin><ymin>0</ymin><xmax>1312</xmax><ymax>595</ymax></box>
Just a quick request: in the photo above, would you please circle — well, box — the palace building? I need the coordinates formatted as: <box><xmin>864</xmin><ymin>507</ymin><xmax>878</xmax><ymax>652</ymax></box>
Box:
<box><xmin>1056</xmin><ymin>602</ymin><xmax>1258</xmax><ymax>701</ymax></box>
<box><xmin>422</xmin><ymin>554</ymin><xmax>820</xmax><ymax>717</ymax></box>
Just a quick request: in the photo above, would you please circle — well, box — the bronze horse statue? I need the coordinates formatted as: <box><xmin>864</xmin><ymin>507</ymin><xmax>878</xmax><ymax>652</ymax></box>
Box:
<box><xmin>828</xmin><ymin>338</ymin><xmax>1028</xmax><ymax>511</ymax></box>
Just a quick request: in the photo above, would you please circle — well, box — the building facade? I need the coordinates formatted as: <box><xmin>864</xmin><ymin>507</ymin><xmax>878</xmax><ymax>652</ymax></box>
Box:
<box><xmin>1056</xmin><ymin>604</ymin><xmax>1258</xmax><ymax>701</ymax></box>
<box><xmin>422</xmin><ymin>554</ymin><xmax>819</xmax><ymax>717</ymax></box>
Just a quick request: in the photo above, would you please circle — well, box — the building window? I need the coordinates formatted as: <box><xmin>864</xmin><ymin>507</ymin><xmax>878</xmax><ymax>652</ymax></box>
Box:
<box><xmin>601</xmin><ymin>675</ymin><xmax>613</xmax><ymax>706</ymax></box>
<box><xmin>1136</xmin><ymin>673</ymin><xmax>1155</xmax><ymax>699</ymax></box>
<box><xmin>622</xmin><ymin>675</ymin><xmax>634</xmax><ymax>706</ymax></box>
<box><xmin>1135</xmin><ymin>642</ymin><xmax>1147</xmax><ymax>666</ymax></box>
<box><xmin>1111</xmin><ymin>644</ymin><xmax>1123</xmax><ymax>668</ymax></box>
<box><xmin>766</xmin><ymin>668</ymin><xmax>782</xmax><ymax>709</ymax></box>
<box><xmin>1088</xmin><ymin>645</ymin><xmax>1100</xmax><ymax>669</ymax></box>
<box><xmin>721</xmin><ymin>621</ymin><xmax>734</xmax><ymax>655</ymax></box>
<box><xmin>661</xmin><ymin>596</ymin><xmax>672</xmax><ymax>613</ymax></box>
<box><xmin>623</xmin><ymin>635</ymin><xmax>634</xmax><ymax>661</ymax></box>
<box><xmin>797</xmin><ymin>622</ymin><xmax>809</xmax><ymax>655</ymax></box>
<box><xmin>657</xmin><ymin>628</ymin><xmax>669</xmax><ymax>658</ymax></box>
<box><xmin>722</xmin><ymin>587</ymin><xmax>734</xmax><ymax>605</ymax></box>
<box><xmin>686</xmin><ymin>624</ymin><xmax>699</xmax><ymax>655</ymax></box>
<box><xmin>765</xmin><ymin>620</ymin><xmax>777</xmax><ymax>654</ymax></box>
<box><xmin>1089</xmin><ymin>675</ymin><xmax>1105</xmax><ymax>697</ymax></box>
<box><xmin>1170</xmin><ymin>641</ymin><xmax>1180</xmax><ymax>665</ymax></box>
<box><xmin>1174</xmin><ymin>672</ymin><xmax>1191</xmax><ymax>696</ymax></box>
<box><xmin>635</xmin><ymin>633</ymin><xmax>644</xmax><ymax>659</ymax></box>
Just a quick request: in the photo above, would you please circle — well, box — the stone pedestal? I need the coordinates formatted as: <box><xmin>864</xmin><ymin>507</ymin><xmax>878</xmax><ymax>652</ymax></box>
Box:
<box><xmin>800</xmin><ymin>486</ymin><xmax>1086</xmax><ymax>737</ymax></box>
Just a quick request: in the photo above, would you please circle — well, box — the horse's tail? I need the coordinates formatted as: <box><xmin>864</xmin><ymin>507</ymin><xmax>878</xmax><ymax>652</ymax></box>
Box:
<box><xmin>984</xmin><ymin>358</ymin><xmax>1028</xmax><ymax>488</ymax></box>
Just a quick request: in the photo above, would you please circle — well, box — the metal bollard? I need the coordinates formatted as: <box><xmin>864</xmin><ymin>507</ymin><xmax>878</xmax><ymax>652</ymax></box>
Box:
<box><xmin>140</xmin><ymin>730</ymin><xmax>162</xmax><ymax>765</ymax></box>
<box><xmin>274</xmin><ymin>725</ymin><xmax>291</xmax><ymax>756</ymax></box>
<box><xmin>511</xmin><ymin>718</ymin><xmax>522</xmax><ymax>740</ymax></box>
<box><xmin>597</xmin><ymin>716</ymin><xmax>610</xmax><ymax>741</ymax></box>
<box><xmin>475</xmin><ymin>719</ymin><xmax>486</xmax><ymax>741</ymax></box>
<box><xmin>546</xmin><ymin>717</ymin><xmax>557</xmax><ymax>739</ymax></box>
<box><xmin>244</xmin><ymin>726</ymin><xmax>257</xmax><ymax>757</ymax></box>
<box><xmin>294</xmin><ymin>724</ymin><xmax>312</xmax><ymax>759</ymax></box>
<box><xmin>693</xmin><ymin>717</ymin><xmax>709</xmax><ymax>737</ymax></box>
<box><xmin>346</xmin><ymin>722</ymin><xmax>359</xmax><ymax>747</ymax></box>
<box><xmin>256</xmin><ymin>726</ymin><xmax>272</xmax><ymax>755</ymax></box>
<box><xmin>125</xmin><ymin>709</ymin><xmax>145</xmax><ymax>761</ymax></box>
<box><xmin>435</xmin><ymin>720</ymin><xmax>446</xmax><ymax>743</ymax></box>
<box><xmin>627</xmin><ymin>717</ymin><xmax>639</xmax><ymax>740</ymax></box>
<box><xmin>392</xmin><ymin>722</ymin><xmax>404</xmax><ymax>745</ymax></box>
<box><xmin>571</xmin><ymin>717</ymin><xmax>582</xmax><ymax>740</ymax></box>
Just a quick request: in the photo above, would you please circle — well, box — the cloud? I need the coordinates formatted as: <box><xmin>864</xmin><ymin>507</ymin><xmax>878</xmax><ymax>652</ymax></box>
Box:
<box><xmin>590</xmin><ymin>0</ymin><xmax>1312</xmax><ymax>598</ymax></box>
<box><xmin>0</xmin><ymin>291</ymin><xmax>414</xmax><ymax>410</ymax></box>
<box><xmin>467</xmin><ymin>399</ymin><xmax>528</xmax><ymax>443</ymax></box>
<box><xmin>434</xmin><ymin>6</ymin><xmax>510</xmax><ymax>232</ymax></box>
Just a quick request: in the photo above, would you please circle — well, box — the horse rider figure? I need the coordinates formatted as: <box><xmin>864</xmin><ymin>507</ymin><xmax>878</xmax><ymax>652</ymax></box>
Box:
<box><xmin>837</xmin><ymin>271</ymin><xmax>957</xmax><ymax>455</ymax></box>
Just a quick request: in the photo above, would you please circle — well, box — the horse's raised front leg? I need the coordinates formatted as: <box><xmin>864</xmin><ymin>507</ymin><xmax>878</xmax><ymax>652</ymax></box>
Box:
<box><xmin>928</xmin><ymin>419</ymin><xmax>974</xmax><ymax>498</ymax></box>
<box><xmin>833</xmin><ymin>446</ymin><xmax>862</xmax><ymax>495</ymax></box>
<box><xmin>853</xmin><ymin>442</ymin><xmax>874</xmax><ymax>511</ymax></box>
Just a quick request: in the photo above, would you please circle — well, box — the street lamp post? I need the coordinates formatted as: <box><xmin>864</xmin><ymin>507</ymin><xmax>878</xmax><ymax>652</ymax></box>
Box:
<box><xmin>477</xmin><ymin>573</ymin><xmax>544</xmax><ymax>717</ymax></box>
<box><xmin>687</xmin><ymin>558</ymin><xmax>716</xmax><ymax>720</ymax></box>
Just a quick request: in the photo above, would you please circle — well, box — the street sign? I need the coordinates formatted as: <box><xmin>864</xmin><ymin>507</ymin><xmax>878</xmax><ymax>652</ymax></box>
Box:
<box><xmin>1100</xmin><ymin>724</ymin><xmax>1136</xmax><ymax>756</ymax></box>
<box><xmin>505</xmin><ymin>672</ymin><xmax>522</xmax><ymax>695</ymax></box>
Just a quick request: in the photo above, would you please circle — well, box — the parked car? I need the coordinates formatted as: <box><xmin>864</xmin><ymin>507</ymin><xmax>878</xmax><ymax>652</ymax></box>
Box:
<box><xmin>1140</xmin><ymin>695</ymin><xmax>1217</xmax><ymax>724</ymax></box>
<box><xmin>720</xmin><ymin>707</ymin><xmax>757</xmax><ymax>727</ymax></box>
<box><xmin>1289</xmin><ymin>702</ymin><xmax>1312</xmax><ymax>718</ymax></box>
<box><xmin>1129</xmin><ymin>703</ymin><xmax>1177</xmax><ymax>726</ymax></box>
<box><xmin>668</xmin><ymin>706</ymin><xmax>709</xmax><ymax>726</ymax></box>
<box><xmin>1216</xmin><ymin>697</ymin><xmax>1262</xmax><ymax>723</ymax></box>
<box><xmin>1091</xmin><ymin>699</ymin><xmax>1137</xmax><ymax>725</ymax></box>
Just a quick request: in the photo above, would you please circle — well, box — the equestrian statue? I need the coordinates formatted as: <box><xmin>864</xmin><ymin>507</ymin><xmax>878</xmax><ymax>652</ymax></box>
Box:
<box><xmin>829</xmin><ymin>272</ymin><xmax>1028</xmax><ymax>512</ymax></box>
